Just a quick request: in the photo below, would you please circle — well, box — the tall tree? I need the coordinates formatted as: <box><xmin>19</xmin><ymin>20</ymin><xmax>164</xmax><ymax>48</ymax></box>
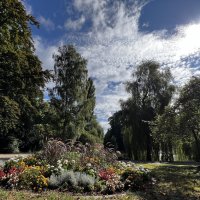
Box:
<box><xmin>0</xmin><ymin>0</ymin><xmax>50</xmax><ymax>152</ymax></box>
<box><xmin>121</xmin><ymin>61</ymin><xmax>175</xmax><ymax>160</ymax></box>
<box><xmin>50</xmin><ymin>45</ymin><xmax>103</xmax><ymax>142</ymax></box>
<box><xmin>177</xmin><ymin>76</ymin><xmax>200</xmax><ymax>161</ymax></box>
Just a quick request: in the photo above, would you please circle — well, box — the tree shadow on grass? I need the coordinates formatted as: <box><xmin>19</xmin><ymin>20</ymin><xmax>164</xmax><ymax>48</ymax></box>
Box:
<box><xmin>135</xmin><ymin>164</ymin><xmax>200</xmax><ymax>200</ymax></box>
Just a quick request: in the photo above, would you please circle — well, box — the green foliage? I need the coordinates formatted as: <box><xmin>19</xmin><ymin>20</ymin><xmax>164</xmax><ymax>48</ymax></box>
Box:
<box><xmin>104</xmin><ymin>111</ymin><xmax>124</xmax><ymax>152</ymax></box>
<box><xmin>49</xmin><ymin>45</ymin><xmax>103</xmax><ymax>142</ymax></box>
<box><xmin>105</xmin><ymin>61</ymin><xmax>175</xmax><ymax>161</ymax></box>
<box><xmin>151</xmin><ymin>106</ymin><xmax>177</xmax><ymax>161</ymax></box>
<box><xmin>0</xmin><ymin>0</ymin><xmax>51</xmax><ymax>152</ymax></box>
<box><xmin>121</xmin><ymin>169</ymin><xmax>150</xmax><ymax>191</ymax></box>
<box><xmin>177</xmin><ymin>76</ymin><xmax>200</xmax><ymax>161</ymax></box>
<box><xmin>19</xmin><ymin>167</ymin><xmax>48</xmax><ymax>191</ymax></box>
<box><xmin>0</xmin><ymin>96</ymin><xmax>20</xmax><ymax>135</ymax></box>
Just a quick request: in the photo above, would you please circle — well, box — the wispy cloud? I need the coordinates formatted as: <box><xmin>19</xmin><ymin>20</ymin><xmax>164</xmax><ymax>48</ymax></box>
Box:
<box><xmin>38</xmin><ymin>16</ymin><xmax>55</xmax><ymax>31</ymax></box>
<box><xmin>21</xmin><ymin>0</ymin><xmax>32</xmax><ymax>14</ymax></box>
<box><xmin>65</xmin><ymin>15</ymin><xmax>86</xmax><ymax>31</ymax></box>
<box><xmin>34</xmin><ymin>0</ymin><xmax>200</xmax><ymax>132</ymax></box>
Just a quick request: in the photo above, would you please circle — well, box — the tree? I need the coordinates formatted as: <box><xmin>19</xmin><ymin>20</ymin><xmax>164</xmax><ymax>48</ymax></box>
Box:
<box><xmin>0</xmin><ymin>0</ymin><xmax>50</xmax><ymax>152</ymax></box>
<box><xmin>50</xmin><ymin>45</ymin><xmax>103</xmax><ymax>142</ymax></box>
<box><xmin>104</xmin><ymin>111</ymin><xmax>125</xmax><ymax>152</ymax></box>
<box><xmin>120</xmin><ymin>61</ymin><xmax>175</xmax><ymax>160</ymax></box>
<box><xmin>177</xmin><ymin>76</ymin><xmax>200</xmax><ymax>161</ymax></box>
<box><xmin>151</xmin><ymin>106</ymin><xmax>177</xmax><ymax>161</ymax></box>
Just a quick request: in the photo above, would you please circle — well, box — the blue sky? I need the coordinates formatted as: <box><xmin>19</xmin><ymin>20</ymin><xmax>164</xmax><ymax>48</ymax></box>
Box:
<box><xmin>23</xmin><ymin>0</ymin><xmax>200</xmax><ymax>132</ymax></box>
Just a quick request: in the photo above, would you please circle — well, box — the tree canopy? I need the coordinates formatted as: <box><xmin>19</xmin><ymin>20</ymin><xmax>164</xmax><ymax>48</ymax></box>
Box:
<box><xmin>105</xmin><ymin>61</ymin><xmax>175</xmax><ymax>161</ymax></box>
<box><xmin>0</xmin><ymin>0</ymin><xmax>51</xmax><ymax>152</ymax></box>
<box><xmin>49</xmin><ymin>45</ymin><xmax>103</xmax><ymax>143</ymax></box>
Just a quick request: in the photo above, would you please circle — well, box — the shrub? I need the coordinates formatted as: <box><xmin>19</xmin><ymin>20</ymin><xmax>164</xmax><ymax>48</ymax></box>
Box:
<box><xmin>49</xmin><ymin>170</ymin><xmax>96</xmax><ymax>192</ymax></box>
<box><xmin>7</xmin><ymin>137</ymin><xmax>20</xmax><ymax>153</ymax></box>
<box><xmin>75</xmin><ymin>172</ymin><xmax>95</xmax><ymax>192</ymax></box>
<box><xmin>98</xmin><ymin>168</ymin><xmax>115</xmax><ymax>181</ymax></box>
<box><xmin>121</xmin><ymin>168</ymin><xmax>151</xmax><ymax>191</ymax></box>
<box><xmin>18</xmin><ymin>166</ymin><xmax>48</xmax><ymax>191</ymax></box>
<box><xmin>104</xmin><ymin>174</ymin><xmax>124</xmax><ymax>194</ymax></box>
<box><xmin>49</xmin><ymin>170</ymin><xmax>77</xmax><ymax>189</ymax></box>
<box><xmin>4</xmin><ymin>157</ymin><xmax>26</xmax><ymax>172</ymax></box>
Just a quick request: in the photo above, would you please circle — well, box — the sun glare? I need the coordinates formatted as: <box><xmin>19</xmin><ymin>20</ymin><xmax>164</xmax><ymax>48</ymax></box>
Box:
<box><xmin>178</xmin><ymin>24</ymin><xmax>200</xmax><ymax>55</ymax></box>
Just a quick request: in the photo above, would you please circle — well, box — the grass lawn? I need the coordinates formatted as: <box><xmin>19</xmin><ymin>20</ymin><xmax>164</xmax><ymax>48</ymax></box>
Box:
<box><xmin>0</xmin><ymin>162</ymin><xmax>200</xmax><ymax>200</ymax></box>
<box><xmin>135</xmin><ymin>162</ymin><xmax>200</xmax><ymax>200</ymax></box>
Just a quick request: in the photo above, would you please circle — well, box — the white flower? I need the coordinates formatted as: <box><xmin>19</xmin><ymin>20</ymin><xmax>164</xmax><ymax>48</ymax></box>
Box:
<box><xmin>71</xmin><ymin>160</ymin><xmax>75</xmax><ymax>164</ymax></box>
<box><xmin>58</xmin><ymin>164</ymin><xmax>63</xmax><ymax>169</ymax></box>
<box><xmin>63</xmin><ymin>160</ymin><xmax>69</xmax><ymax>165</ymax></box>
<box><xmin>86</xmin><ymin>163</ymin><xmax>92</xmax><ymax>168</ymax></box>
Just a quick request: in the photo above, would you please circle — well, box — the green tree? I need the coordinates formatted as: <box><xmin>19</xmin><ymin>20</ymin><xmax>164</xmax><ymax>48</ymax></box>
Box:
<box><xmin>104</xmin><ymin>111</ymin><xmax>125</xmax><ymax>152</ymax></box>
<box><xmin>121</xmin><ymin>61</ymin><xmax>175</xmax><ymax>160</ymax></box>
<box><xmin>0</xmin><ymin>0</ymin><xmax>50</xmax><ymax>152</ymax></box>
<box><xmin>177</xmin><ymin>76</ymin><xmax>200</xmax><ymax>161</ymax></box>
<box><xmin>151</xmin><ymin>106</ymin><xmax>177</xmax><ymax>161</ymax></box>
<box><xmin>50</xmin><ymin>45</ymin><xmax>103</xmax><ymax>142</ymax></box>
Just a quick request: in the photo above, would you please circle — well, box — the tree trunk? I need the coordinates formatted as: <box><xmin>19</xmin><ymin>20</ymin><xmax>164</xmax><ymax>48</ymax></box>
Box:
<box><xmin>146</xmin><ymin>132</ymin><xmax>152</xmax><ymax>161</ymax></box>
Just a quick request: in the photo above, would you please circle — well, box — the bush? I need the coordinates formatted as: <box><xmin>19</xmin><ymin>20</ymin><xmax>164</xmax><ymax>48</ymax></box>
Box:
<box><xmin>75</xmin><ymin>172</ymin><xmax>95</xmax><ymax>192</ymax></box>
<box><xmin>18</xmin><ymin>166</ymin><xmax>48</xmax><ymax>191</ymax></box>
<box><xmin>49</xmin><ymin>170</ymin><xmax>77</xmax><ymax>189</ymax></box>
<box><xmin>49</xmin><ymin>170</ymin><xmax>95</xmax><ymax>192</ymax></box>
<box><xmin>121</xmin><ymin>168</ymin><xmax>151</xmax><ymax>191</ymax></box>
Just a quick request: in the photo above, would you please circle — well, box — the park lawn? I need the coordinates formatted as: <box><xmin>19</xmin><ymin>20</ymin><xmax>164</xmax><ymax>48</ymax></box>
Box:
<box><xmin>135</xmin><ymin>162</ymin><xmax>200</xmax><ymax>200</ymax></box>
<box><xmin>0</xmin><ymin>162</ymin><xmax>200</xmax><ymax>200</ymax></box>
<box><xmin>0</xmin><ymin>189</ymin><xmax>139</xmax><ymax>200</ymax></box>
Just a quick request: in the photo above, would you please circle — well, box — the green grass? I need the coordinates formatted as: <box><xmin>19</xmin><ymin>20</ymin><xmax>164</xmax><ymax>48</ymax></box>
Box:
<box><xmin>135</xmin><ymin>162</ymin><xmax>200</xmax><ymax>200</ymax></box>
<box><xmin>0</xmin><ymin>189</ymin><xmax>138</xmax><ymax>200</ymax></box>
<box><xmin>1</xmin><ymin>162</ymin><xmax>200</xmax><ymax>200</ymax></box>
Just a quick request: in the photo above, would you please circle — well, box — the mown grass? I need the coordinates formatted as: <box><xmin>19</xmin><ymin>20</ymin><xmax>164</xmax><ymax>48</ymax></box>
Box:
<box><xmin>0</xmin><ymin>189</ymin><xmax>138</xmax><ymax>200</ymax></box>
<box><xmin>135</xmin><ymin>162</ymin><xmax>200</xmax><ymax>200</ymax></box>
<box><xmin>0</xmin><ymin>162</ymin><xmax>200</xmax><ymax>200</ymax></box>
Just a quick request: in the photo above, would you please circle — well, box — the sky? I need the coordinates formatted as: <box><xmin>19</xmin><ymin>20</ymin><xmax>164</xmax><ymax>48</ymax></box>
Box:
<box><xmin>23</xmin><ymin>0</ymin><xmax>200</xmax><ymax>132</ymax></box>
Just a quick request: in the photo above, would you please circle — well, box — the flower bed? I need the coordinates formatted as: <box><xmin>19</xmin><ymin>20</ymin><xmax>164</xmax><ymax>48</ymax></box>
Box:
<box><xmin>0</xmin><ymin>140</ymin><xmax>153</xmax><ymax>195</ymax></box>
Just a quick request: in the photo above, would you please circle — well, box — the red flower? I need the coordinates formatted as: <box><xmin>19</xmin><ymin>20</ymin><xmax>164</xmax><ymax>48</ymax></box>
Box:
<box><xmin>0</xmin><ymin>170</ymin><xmax>6</xmax><ymax>179</ymax></box>
<box><xmin>98</xmin><ymin>168</ymin><xmax>115</xmax><ymax>181</ymax></box>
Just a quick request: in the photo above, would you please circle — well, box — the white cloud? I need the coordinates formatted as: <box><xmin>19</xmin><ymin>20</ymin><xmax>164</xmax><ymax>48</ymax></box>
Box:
<box><xmin>21</xmin><ymin>0</ymin><xmax>32</xmax><ymax>14</ymax></box>
<box><xmin>64</xmin><ymin>16</ymin><xmax>85</xmax><ymax>30</ymax></box>
<box><xmin>34</xmin><ymin>0</ymin><xmax>200</xmax><ymax>132</ymax></box>
<box><xmin>38</xmin><ymin>16</ymin><xmax>55</xmax><ymax>31</ymax></box>
<box><xmin>33</xmin><ymin>36</ymin><xmax>57</xmax><ymax>71</ymax></box>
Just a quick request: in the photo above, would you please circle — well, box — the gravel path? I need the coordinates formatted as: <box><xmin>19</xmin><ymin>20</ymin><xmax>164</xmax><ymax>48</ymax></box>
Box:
<box><xmin>0</xmin><ymin>153</ymin><xmax>31</xmax><ymax>166</ymax></box>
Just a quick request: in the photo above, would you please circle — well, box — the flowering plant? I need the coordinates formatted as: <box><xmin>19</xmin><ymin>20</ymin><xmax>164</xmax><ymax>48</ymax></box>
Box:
<box><xmin>18</xmin><ymin>166</ymin><xmax>48</xmax><ymax>191</ymax></box>
<box><xmin>98</xmin><ymin>168</ymin><xmax>115</xmax><ymax>181</ymax></box>
<box><xmin>0</xmin><ymin>166</ymin><xmax>23</xmax><ymax>188</ymax></box>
